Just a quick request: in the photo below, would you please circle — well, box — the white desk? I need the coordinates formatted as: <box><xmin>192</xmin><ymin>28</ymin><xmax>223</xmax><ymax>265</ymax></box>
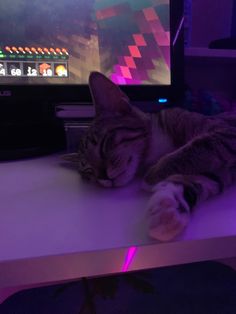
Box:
<box><xmin>1</xmin><ymin>154</ymin><xmax>236</xmax><ymax>301</ymax></box>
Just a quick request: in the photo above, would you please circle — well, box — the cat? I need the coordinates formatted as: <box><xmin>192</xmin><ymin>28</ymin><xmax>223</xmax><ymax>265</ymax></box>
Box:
<box><xmin>66</xmin><ymin>71</ymin><xmax>236</xmax><ymax>242</ymax></box>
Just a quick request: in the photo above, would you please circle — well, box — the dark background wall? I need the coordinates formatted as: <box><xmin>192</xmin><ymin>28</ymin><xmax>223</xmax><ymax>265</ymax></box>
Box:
<box><xmin>231</xmin><ymin>0</ymin><xmax>236</xmax><ymax>37</ymax></box>
<box><xmin>191</xmin><ymin>0</ymin><xmax>234</xmax><ymax>47</ymax></box>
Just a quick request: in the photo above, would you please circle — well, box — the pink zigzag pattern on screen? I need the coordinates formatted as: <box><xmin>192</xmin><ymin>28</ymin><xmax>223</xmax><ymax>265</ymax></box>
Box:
<box><xmin>97</xmin><ymin>4</ymin><xmax>170</xmax><ymax>84</ymax></box>
<box><xmin>143</xmin><ymin>7</ymin><xmax>170</xmax><ymax>67</ymax></box>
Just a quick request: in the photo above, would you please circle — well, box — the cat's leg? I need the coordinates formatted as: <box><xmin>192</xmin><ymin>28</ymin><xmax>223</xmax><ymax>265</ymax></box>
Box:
<box><xmin>146</xmin><ymin>170</ymin><xmax>234</xmax><ymax>241</ymax></box>
<box><xmin>144</xmin><ymin>127</ymin><xmax>236</xmax><ymax>185</ymax></box>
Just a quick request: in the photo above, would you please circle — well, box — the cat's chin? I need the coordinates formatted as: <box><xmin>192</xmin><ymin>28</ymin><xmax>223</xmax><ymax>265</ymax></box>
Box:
<box><xmin>98</xmin><ymin>174</ymin><xmax>134</xmax><ymax>188</ymax></box>
<box><xmin>98</xmin><ymin>179</ymin><xmax>113</xmax><ymax>188</ymax></box>
<box><xmin>113</xmin><ymin>176</ymin><xmax>134</xmax><ymax>187</ymax></box>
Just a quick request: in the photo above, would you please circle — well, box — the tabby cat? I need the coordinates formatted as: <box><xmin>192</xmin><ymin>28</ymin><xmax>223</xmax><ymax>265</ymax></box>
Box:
<box><xmin>67</xmin><ymin>71</ymin><xmax>236</xmax><ymax>242</ymax></box>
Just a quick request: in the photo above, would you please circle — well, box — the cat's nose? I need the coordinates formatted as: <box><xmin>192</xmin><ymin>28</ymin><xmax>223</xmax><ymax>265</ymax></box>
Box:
<box><xmin>97</xmin><ymin>169</ymin><xmax>113</xmax><ymax>187</ymax></box>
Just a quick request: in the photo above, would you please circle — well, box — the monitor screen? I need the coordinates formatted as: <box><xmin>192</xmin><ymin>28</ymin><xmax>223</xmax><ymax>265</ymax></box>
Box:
<box><xmin>0</xmin><ymin>0</ymin><xmax>170</xmax><ymax>86</ymax></box>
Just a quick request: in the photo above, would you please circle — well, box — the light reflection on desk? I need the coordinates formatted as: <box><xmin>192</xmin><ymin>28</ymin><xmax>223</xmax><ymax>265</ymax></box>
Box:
<box><xmin>122</xmin><ymin>247</ymin><xmax>138</xmax><ymax>272</ymax></box>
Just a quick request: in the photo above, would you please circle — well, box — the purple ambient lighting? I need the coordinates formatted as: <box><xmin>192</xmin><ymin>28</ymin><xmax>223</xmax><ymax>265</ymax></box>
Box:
<box><xmin>122</xmin><ymin>246</ymin><xmax>137</xmax><ymax>272</ymax></box>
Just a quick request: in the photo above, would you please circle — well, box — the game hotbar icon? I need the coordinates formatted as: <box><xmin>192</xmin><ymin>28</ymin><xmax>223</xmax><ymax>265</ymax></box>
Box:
<box><xmin>0</xmin><ymin>0</ymin><xmax>170</xmax><ymax>85</ymax></box>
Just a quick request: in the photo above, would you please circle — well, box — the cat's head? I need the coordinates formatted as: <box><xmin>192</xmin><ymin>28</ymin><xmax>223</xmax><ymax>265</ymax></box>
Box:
<box><xmin>69</xmin><ymin>72</ymin><xmax>150</xmax><ymax>187</ymax></box>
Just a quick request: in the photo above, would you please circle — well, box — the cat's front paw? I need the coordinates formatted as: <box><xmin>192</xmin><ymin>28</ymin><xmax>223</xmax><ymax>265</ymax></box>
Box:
<box><xmin>147</xmin><ymin>181</ymin><xmax>190</xmax><ymax>242</ymax></box>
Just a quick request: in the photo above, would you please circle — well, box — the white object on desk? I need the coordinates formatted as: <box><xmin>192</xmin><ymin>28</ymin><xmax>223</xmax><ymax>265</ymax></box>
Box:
<box><xmin>0</xmin><ymin>154</ymin><xmax>236</xmax><ymax>301</ymax></box>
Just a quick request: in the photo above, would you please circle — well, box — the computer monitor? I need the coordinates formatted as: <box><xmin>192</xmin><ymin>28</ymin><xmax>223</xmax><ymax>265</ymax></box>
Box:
<box><xmin>0</xmin><ymin>0</ymin><xmax>184</xmax><ymax>159</ymax></box>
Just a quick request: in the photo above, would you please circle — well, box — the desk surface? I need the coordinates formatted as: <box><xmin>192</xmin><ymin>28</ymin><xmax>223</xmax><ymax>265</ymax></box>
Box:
<box><xmin>0</xmin><ymin>154</ymin><xmax>236</xmax><ymax>289</ymax></box>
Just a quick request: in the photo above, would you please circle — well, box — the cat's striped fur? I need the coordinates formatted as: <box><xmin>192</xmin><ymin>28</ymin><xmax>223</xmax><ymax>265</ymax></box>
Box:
<box><xmin>69</xmin><ymin>72</ymin><xmax>236</xmax><ymax>241</ymax></box>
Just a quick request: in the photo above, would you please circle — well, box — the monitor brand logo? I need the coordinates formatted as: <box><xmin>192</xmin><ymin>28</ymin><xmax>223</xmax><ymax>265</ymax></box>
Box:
<box><xmin>0</xmin><ymin>90</ymin><xmax>12</xmax><ymax>97</ymax></box>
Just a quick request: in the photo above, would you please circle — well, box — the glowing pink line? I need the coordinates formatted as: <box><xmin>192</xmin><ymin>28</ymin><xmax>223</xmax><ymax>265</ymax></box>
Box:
<box><xmin>122</xmin><ymin>246</ymin><xmax>137</xmax><ymax>272</ymax></box>
<box><xmin>173</xmin><ymin>16</ymin><xmax>184</xmax><ymax>46</ymax></box>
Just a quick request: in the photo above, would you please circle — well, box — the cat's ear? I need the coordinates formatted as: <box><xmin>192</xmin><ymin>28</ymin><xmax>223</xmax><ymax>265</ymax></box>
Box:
<box><xmin>89</xmin><ymin>71</ymin><xmax>131</xmax><ymax>116</ymax></box>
